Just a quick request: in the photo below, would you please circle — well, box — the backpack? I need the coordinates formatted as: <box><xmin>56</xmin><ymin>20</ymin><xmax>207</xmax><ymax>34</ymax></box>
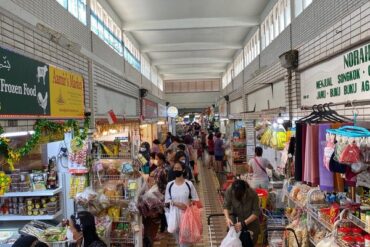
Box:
<box><xmin>168</xmin><ymin>181</ymin><xmax>192</xmax><ymax>200</ymax></box>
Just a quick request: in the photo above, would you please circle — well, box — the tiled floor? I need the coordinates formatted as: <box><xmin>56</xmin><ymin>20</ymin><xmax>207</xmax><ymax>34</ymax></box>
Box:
<box><xmin>153</xmin><ymin>155</ymin><xmax>227</xmax><ymax>247</ymax></box>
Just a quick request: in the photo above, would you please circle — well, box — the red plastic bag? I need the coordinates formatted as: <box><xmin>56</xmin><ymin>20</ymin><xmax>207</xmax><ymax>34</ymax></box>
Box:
<box><xmin>193</xmin><ymin>163</ymin><xmax>199</xmax><ymax>177</ymax></box>
<box><xmin>179</xmin><ymin>205</ymin><xmax>202</xmax><ymax>244</ymax></box>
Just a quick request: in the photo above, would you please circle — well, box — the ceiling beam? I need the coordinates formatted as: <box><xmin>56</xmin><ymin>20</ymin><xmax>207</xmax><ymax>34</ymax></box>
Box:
<box><xmin>159</xmin><ymin>67</ymin><xmax>225</xmax><ymax>74</ymax></box>
<box><xmin>141</xmin><ymin>42</ymin><xmax>242</xmax><ymax>53</ymax></box>
<box><xmin>123</xmin><ymin>17</ymin><xmax>259</xmax><ymax>31</ymax></box>
<box><xmin>152</xmin><ymin>57</ymin><xmax>232</xmax><ymax>65</ymax></box>
<box><xmin>162</xmin><ymin>74</ymin><xmax>221</xmax><ymax>80</ymax></box>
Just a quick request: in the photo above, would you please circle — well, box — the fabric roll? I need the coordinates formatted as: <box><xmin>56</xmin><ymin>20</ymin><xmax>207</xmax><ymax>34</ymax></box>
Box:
<box><xmin>294</xmin><ymin>123</ymin><xmax>303</xmax><ymax>181</ymax></box>
<box><xmin>303</xmin><ymin>125</ymin><xmax>312</xmax><ymax>183</ymax></box>
<box><xmin>318</xmin><ymin>123</ymin><xmax>334</xmax><ymax>191</ymax></box>
<box><xmin>304</xmin><ymin>124</ymin><xmax>319</xmax><ymax>186</ymax></box>
<box><xmin>301</xmin><ymin>124</ymin><xmax>307</xmax><ymax>181</ymax></box>
<box><xmin>311</xmin><ymin>125</ymin><xmax>320</xmax><ymax>186</ymax></box>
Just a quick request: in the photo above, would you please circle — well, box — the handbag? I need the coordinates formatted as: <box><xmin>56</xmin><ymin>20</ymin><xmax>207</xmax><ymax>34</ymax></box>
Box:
<box><xmin>239</xmin><ymin>227</ymin><xmax>253</xmax><ymax>247</ymax></box>
<box><xmin>254</xmin><ymin>158</ymin><xmax>267</xmax><ymax>174</ymax></box>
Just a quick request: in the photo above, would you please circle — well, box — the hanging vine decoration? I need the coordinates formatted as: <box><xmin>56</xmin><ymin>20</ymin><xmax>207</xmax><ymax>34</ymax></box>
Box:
<box><xmin>0</xmin><ymin>116</ymin><xmax>90</xmax><ymax>170</ymax></box>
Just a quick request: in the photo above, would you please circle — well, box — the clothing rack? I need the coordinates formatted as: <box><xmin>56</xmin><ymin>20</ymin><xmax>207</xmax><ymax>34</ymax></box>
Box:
<box><xmin>300</xmin><ymin>99</ymin><xmax>370</xmax><ymax>110</ymax></box>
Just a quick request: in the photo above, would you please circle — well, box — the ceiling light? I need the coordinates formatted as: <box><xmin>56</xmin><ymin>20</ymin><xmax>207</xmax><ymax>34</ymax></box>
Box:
<box><xmin>1</xmin><ymin>131</ymin><xmax>35</xmax><ymax>138</ymax></box>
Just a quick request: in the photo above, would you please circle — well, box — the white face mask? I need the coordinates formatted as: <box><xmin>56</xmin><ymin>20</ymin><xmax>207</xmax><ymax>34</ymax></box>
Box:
<box><xmin>66</xmin><ymin>228</ymin><xmax>76</xmax><ymax>243</ymax></box>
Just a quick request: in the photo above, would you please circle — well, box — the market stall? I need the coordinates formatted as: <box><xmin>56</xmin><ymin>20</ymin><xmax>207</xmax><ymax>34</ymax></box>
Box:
<box><xmin>0</xmin><ymin>46</ymin><xmax>88</xmax><ymax>246</ymax></box>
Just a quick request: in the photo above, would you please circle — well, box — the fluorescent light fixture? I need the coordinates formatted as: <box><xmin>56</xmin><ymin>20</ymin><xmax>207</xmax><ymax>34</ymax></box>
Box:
<box><xmin>1</xmin><ymin>130</ymin><xmax>35</xmax><ymax>138</ymax></box>
<box><xmin>140</xmin><ymin>124</ymin><xmax>148</xmax><ymax>128</ymax></box>
<box><xmin>220</xmin><ymin>118</ymin><xmax>229</xmax><ymax>121</ymax></box>
<box><xmin>157</xmin><ymin>121</ymin><xmax>165</xmax><ymax>125</ymax></box>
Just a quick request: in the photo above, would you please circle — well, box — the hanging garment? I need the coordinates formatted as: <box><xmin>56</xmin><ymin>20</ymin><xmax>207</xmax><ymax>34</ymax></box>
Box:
<box><xmin>331</xmin><ymin>122</ymin><xmax>352</xmax><ymax>192</ymax></box>
<box><xmin>318</xmin><ymin>124</ymin><xmax>334</xmax><ymax>192</ymax></box>
<box><xmin>301</xmin><ymin>124</ymin><xmax>307</xmax><ymax>181</ymax></box>
<box><xmin>294</xmin><ymin>123</ymin><xmax>303</xmax><ymax>181</ymax></box>
<box><xmin>304</xmin><ymin>125</ymin><xmax>320</xmax><ymax>186</ymax></box>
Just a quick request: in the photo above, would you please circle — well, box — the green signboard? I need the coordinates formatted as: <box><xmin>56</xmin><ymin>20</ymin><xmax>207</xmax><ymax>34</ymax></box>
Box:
<box><xmin>0</xmin><ymin>46</ymin><xmax>50</xmax><ymax>117</ymax></box>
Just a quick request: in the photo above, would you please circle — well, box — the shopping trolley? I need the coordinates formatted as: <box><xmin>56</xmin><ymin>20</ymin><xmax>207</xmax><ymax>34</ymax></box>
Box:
<box><xmin>261</xmin><ymin>209</ymin><xmax>290</xmax><ymax>247</ymax></box>
<box><xmin>264</xmin><ymin>227</ymin><xmax>300</xmax><ymax>247</ymax></box>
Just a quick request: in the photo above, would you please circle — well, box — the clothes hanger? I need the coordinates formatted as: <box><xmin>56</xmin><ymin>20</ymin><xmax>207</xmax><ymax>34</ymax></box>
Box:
<box><xmin>325</xmin><ymin>103</ymin><xmax>352</xmax><ymax>122</ymax></box>
<box><xmin>297</xmin><ymin>105</ymin><xmax>319</xmax><ymax>123</ymax></box>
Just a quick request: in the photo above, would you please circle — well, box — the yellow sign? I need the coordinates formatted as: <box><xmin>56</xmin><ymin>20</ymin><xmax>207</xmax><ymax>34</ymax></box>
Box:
<box><xmin>49</xmin><ymin>66</ymin><xmax>84</xmax><ymax>118</ymax></box>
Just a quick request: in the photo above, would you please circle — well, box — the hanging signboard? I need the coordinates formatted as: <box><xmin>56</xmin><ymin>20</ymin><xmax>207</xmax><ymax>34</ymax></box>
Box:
<box><xmin>49</xmin><ymin>66</ymin><xmax>84</xmax><ymax>118</ymax></box>
<box><xmin>0</xmin><ymin>46</ymin><xmax>85</xmax><ymax>118</ymax></box>
<box><xmin>158</xmin><ymin>104</ymin><xmax>167</xmax><ymax>118</ymax></box>
<box><xmin>0</xmin><ymin>46</ymin><xmax>50</xmax><ymax>117</ymax></box>
<box><xmin>301</xmin><ymin>42</ymin><xmax>370</xmax><ymax>106</ymax></box>
<box><xmin>142</xmin><ymin>98</ymin><xmax>158</xmax><ymax>119</ymax></box>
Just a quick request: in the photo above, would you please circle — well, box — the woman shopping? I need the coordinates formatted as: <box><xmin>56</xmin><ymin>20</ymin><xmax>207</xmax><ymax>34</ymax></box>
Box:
<box><xmin>66</xmin><ymin>211</ymin><xmax>107</xmax><ymax>247</ymax></box>
<box><xmin>247</xmin><ymin>146</ymin><xmax>274</xmax><ymax>189</ymax></box>
<box><xmin>223</xmin><ymin>180</ymin><xmax>260</xmax><ymax>247</ymax></box>
<box><xmin>164</xmin><ymin>162</ymin><xmax>200</xmax><ymax>247</ymax></box>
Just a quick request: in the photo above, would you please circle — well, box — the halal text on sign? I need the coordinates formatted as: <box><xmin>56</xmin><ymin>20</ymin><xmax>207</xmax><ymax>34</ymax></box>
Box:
<box><xmin>0</xmin><ymin>46</ymin><xmax>84</xmax><ymax>118</ymax></box>
<box><xmin>301</xmin><ymin>42</ymin><xmax>370</xmax><ymax>105</ymax></box>
<box><xmin>0</xmin><ymin>46</ymin><xmax>50</xmax><ymax>117</ymax></box>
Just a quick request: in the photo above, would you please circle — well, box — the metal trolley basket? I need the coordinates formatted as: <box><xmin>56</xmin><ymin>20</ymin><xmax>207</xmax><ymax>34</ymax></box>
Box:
<box><xmin>262</xmin><ymin>209</ymin><xmax>289</xmax><ymax>247</ymax></box>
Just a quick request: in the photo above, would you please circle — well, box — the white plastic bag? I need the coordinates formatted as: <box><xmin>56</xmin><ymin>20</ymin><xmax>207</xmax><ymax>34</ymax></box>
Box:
<box><xmin>220</xmin><ymin>227</ymin><xmax>242</xmax><ymax>247</ymax></box>
<box><xmin>316</xmin><ymin>236</ymin><xmax>339</xmax><ymax>247</ymax></box>
<box><xmin>165</xmin><ymin>206</ymin><xmax>180</xmax><ymax>233</ymax></box>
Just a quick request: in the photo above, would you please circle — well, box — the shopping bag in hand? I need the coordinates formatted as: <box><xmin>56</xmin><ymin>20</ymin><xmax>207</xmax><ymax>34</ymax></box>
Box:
<box><xmin>220</xmin><ymin>226</ymin><xmax>242</xmax><ymax>247</ymax></box>
<box><xmin>165</xmin><ymin>206</ymin><xmax>180</xmax><ymax>233</ymax></box>
<box><xmin>179</xmin><ymin>205</ymin><xmax>202</xmax><ymax>244</ymax></box>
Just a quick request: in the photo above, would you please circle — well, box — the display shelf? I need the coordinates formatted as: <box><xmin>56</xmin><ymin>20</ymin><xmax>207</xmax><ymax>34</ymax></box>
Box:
<box><xmin>307</xmin><ymin>207</ymin><xmax>333</xmax><ymax>232</ymax></box>
<box><xmin>348</xmin><ymin>213</ymin><xmax>370</xmax><ymax>234</ymax></box>
<box><xmin>0</xmin><ymin>210</ymin><xmax>62</xmax><ymax>221</ymax></box>
<box><xmin>287</xmin><ymin>196</ymin><xmax>305</xmax><ymax>209</ymax></box>
<box><xmin>309</xmin><ymin>237</ymin><xmax>318</xmax><ymax>246</ymax></box>
<box><xmin>356</xmin><ymin>181</ymin><xmax>370</xmax><ymax>189</ymax></box>
<box><xmin>0</xmin><ymin>187</ymin><xmax>62</xmax><ymax>197</ymax></box>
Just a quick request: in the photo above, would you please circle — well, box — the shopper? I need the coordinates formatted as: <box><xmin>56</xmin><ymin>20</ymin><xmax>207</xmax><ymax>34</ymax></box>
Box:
<box><xmin>67</xmin><ymin>211</ymin><xmax>107</xmax><ymax>247</ymax></box>
<box><xmin>167</xmin><ymin>136</ymin><xmax>181</xmax><ymax>152</ymax></box>
<box><xmin>168</xmin><ymin>151</ymin><xmax>194</xmax><ymax>182</ymax></box>
<box><xmin>223</xmin><ymin>180</ymin><xmax>260</xmax><ymax>247</ymax></box>
<box><xmin>12</xmin><ymin>235</ymin><xmax>48</xmax><ymax>247</ymax></box>
<box><xmin>152</xmin><ymin>152</ymin><xmax>169</xmax><ymax>236</ymax></box>
<box><xmin>247</xmin><ymin>146</ymin><xmax>274</xmax><ymax>189</ymax></box>
<box><xmin>214</xmin><ymin>132</ymin><xmax>225</xmax><ymax>173</ymax></box>
<box><xmin>165</xmin><ymin>161</ymin><xmax>200</xmax><ymax>247</ymax></box>
<box><xmin>152</xmin><ymin>139</ymin><xmax>161</xmax><ymax>154</ymax></box>
<box><xmin>163</xmin><ymin>132</ymin><xmax>173</xmax><ymax>149</ymax></box>
<box><xmin>139</xmin><ymin>142</ymin><xmax>151</xmax><ymax>174</ymax></box>
<box><xmin>149</xmin><ymin>152</ymin><xmax>157</xmax><ymax>173</ymax></box>
<box><xmin>207</xmin><ymin>133</ymin><xmax>215</xmax><ymax>169</ymax></box>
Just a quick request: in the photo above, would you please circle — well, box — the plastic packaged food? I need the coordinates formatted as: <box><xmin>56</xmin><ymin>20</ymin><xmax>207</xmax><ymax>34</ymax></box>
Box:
<box><xmin>342</xmin><ymin>236</ymin><xmax>354</xmax><ymax>245</ymax></box>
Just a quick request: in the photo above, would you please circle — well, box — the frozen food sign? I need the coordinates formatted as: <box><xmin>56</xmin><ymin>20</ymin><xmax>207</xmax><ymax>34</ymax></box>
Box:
<box><xmin>0</xmin><ymin>46</ymin><xmax>50</xmax><ymax>117</ymax></box>
<box><xmin>301</xmin><ymin>42</ymin><xmax>370</xmax><ymax>106</ymax></box>
<box><xmin>0</xmin><ymin>46</ymin><xmax>84</xmax><ymax>118</ymax></box>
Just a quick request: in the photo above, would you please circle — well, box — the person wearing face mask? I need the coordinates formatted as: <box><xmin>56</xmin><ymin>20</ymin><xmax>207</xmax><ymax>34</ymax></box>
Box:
<box><xmin>223</xmin><ymin>180</ymin><xmax>260</xmax><ymax>247</ymax></box>
<box><xmin>139</xmin><ymin>142</ymin><xmax>151</xmax><ymax>174</ymax></box>
<box><xmin>66</xmin><ymin>211</ymin><xmax>106</xmax><ymax>247</ymax></box>
<box><xmin>164</xmin><ymin>162</ymin><xmax>200</xmax><ymax>247</ymax></box>
<box><xmin>168</xmin><ymin>151</ymin><xmax>193</xmax><ymax>182</ymax></box>
<box><xmin>151</xmin><ymin>152</ymin><xmax>169</xmax><ymax>237</ymax></box>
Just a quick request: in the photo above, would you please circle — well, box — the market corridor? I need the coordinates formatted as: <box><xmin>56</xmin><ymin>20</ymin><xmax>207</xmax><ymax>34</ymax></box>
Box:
<box><xmin>154</xmin><ymin>156</ymin><xmax>226</xmax><ymax>247</ymax></box>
